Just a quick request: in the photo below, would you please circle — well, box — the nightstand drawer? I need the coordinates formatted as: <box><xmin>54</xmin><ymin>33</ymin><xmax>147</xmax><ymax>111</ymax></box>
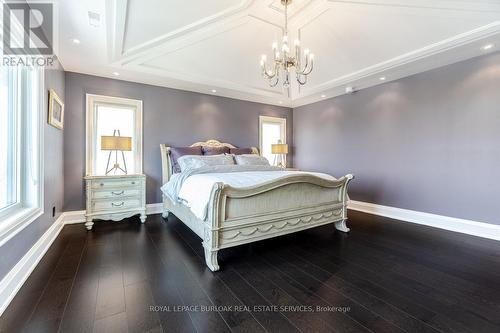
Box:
<box><xmin>91</xmin><ymin>178</ymin><xmax>142</xmax><ymax>189</ymax></box>
<box><xmin>92</xmin><ymin>188</ymin><xmax>141</xmax><ymax>199</ymax></box>
<box><xmin>92</xmin><ymin>198</ymin><xmax>141</xmax><ymax>211</ymax></box>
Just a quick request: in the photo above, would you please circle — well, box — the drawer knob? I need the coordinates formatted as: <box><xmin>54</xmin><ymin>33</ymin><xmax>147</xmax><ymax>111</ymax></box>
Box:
<box><xmin>100</xmin><ymin>183</ymin><xmax>104</xmax><ymax>186</ymax></box>
<box><xmin>112</xmin><ymin>202</ymin><xmax>125</xmax><ymax>207</ymax></box>
<box><xmin>131</xmin><ymin>181</ymin><xmax>136</xmax><ymax>185</ymax></box>
<box><xmin>112</xmin><ymin>191</ymin><xmax>124</xmax><ymax>196</ymax></box>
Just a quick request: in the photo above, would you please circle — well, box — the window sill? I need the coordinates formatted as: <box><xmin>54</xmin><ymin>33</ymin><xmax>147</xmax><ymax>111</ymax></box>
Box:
<box><xmin>0</xmin><ymin>207</ymin><xmax>43</xmax><ymax>247</ymax></box>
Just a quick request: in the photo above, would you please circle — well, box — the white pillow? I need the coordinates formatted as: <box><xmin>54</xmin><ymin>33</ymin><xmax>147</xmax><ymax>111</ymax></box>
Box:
<box><xmin>178</xmin><ymin>154</ymin><xmax>235</xmax><ymax>172</ymax></box>
<box><xmin>234</xmin><ymin>154</ymin><xmax>270</xmax><ymax>166</ymax></box>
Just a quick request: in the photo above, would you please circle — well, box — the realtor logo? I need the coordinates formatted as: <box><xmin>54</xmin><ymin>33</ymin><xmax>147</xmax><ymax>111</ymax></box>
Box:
<box><xmin>3</xmin><ymin>2</ymin><xmax>53</xmax><ymax>55</ymax></box>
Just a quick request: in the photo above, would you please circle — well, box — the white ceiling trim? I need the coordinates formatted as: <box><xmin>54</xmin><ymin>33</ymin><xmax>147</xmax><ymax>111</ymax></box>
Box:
<box><xmin>326</xmin><ymin>0</ymin><xmax>500</xmax><ymax>13</ymax></box>
<box><xmin>109</xmin><ymin>0</ymin><xmax>255</xmax><ymax>64</ymax></box>
<box><xmin>298</xmin><ymin>21</ymin><xmax>500</xmax><ymax>96</ymax></box>
<box><xmin>59</xmin><ymin>0</ymin><xmax>500</xmax><ymax>108</ymax></box>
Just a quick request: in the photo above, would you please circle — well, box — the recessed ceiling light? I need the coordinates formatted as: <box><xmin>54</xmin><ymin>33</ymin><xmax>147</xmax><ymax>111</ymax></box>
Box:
<box><xmin>211</xmin><ymin>89</ymin><xmax>217</xmax><ymax>93</ymax></box>
<box><xmin>482</xmin><ymin>43</ymin><xmax>494</xmax><ymax>51</ymax></box>
<box><xmin>345</xmin><ymin>86</ymin><xmax>355</xmax><ymax>94</ymax></box>
<box><xmin>379</xmin><ymin>76</ymin><xmax>386</xmax><ymax>81</ymax></box>
<box><xmin>72</xmin><ymin>38</ymin><xmax>80</xmax><ymax>44</ymax></box>
<box><xmin>321</xmin><ymin>94</ymin><xmax>326</xmax><ymax>98</ymax></box>
<box><xmin>112</xmin><ymin>72</ymin><xmax>120</xmax><ymax>76</ymax></box>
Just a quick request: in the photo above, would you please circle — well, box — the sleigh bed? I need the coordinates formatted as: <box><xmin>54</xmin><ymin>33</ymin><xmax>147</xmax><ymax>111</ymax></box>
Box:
<box><xmin>160</xmin><ymin>140</ymin><xmax>353</xmax><ymax>271</ymax></box>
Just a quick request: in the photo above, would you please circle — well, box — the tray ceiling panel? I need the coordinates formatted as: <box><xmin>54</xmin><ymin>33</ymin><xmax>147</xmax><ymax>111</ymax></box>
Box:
<box><xmin>123</xmin><ymin>0</ymin><xmax>244</xmax><ymax>53</ymax></box>
<box><xmin>299</xmin><ymin>2</ymin><xmax>496</xmax><ymax>90</ymax></box>
<box><xmin>58</xmin><ymin>0</ymin><xmax>500</xmax><ymax>107</ymax></box>
<box><xmin>142</xmin><ymin>16</ymin><xmax>285</xmax><ymax>95</ymax></box>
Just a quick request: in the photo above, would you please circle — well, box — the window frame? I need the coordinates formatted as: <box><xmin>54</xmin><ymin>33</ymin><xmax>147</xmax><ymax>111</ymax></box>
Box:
<box><xmin>0</xmin><ymin>67</ymin><xmax>45</xmax><ymax>247</ymax></box>
<box><xmin>259</xmin><ymin>115</ymin><xmax>287</xmax><ymax>166</ymax></box>
<box><xmin>85</xmin><ymin>94</ymin><xmax>143</xmax><ymax>176</ymax></box>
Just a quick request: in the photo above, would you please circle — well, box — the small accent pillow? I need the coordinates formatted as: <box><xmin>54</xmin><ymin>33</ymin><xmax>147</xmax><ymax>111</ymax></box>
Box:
<box><xmin>178</xmin><ymin>154</ymin><xmax>235</xmax><ymax>172</ymax></box>
<box><xmin>170</xmin><ymin>146</ymin><xmax>202</xmax><ymax>173</ymax></box>
<box><xmin>202</xmin><ymin>146</ymin><xmax>230</xmax><ymax>155</ymax></box>
<box><xmin>230</xmin><ymin>148</ymin><xmax>254</xmax><ymax>155</ymax></box>
<box><xmin>234</xmin><ymin>154</ymin><xmax>270</xmax><ymax>166</ymax></box>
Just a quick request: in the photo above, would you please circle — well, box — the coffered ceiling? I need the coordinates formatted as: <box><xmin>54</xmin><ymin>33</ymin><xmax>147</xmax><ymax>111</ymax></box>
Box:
<box><xmin>58</xmin><ymin>0</ymin><xmax>500</xmax><ymax>107</ymax></box>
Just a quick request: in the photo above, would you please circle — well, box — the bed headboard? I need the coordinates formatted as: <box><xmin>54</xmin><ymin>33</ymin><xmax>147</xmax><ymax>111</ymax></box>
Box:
<box><xmin>160</xmin><ymin>140</ymin><xmax>259</xmax><ymax>184</ymax></box>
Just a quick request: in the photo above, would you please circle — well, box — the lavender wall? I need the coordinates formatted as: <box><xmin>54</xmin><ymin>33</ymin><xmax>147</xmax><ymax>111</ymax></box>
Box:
<box><xmin>63</xmin><ymin>72</ymin><xmax>293</xmax><ymax>210</ymax></box>
<box><xmin>293</xmin><ymin>52</ymin><xmax>500</xmax><ymax>226</ymax></box>
<box><xmin>0</xmin><ymin>63</ymin><xmax>65</xmax><ymax>281</ymax></box>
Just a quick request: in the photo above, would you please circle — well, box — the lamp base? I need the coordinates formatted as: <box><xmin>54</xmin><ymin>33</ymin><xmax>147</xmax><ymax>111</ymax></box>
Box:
<box><xmin>105</xmin><ymin>163</ymin><xmax>128</xmax><ymax>175</ymax></box>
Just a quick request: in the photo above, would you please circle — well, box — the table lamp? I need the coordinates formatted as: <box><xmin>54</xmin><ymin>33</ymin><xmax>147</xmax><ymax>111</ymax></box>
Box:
<box><xmin>101</xmin><ymin>130</ymin><xmax>132</xmax><ymax>175</ymax></box>
<box><xmin>271</xmin><ymin>140</ymin><xmax>288</xmax><ymax>169</ymax></box>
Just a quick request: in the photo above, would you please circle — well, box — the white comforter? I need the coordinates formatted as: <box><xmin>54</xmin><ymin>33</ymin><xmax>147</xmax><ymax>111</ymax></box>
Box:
<box><xmin>161</xmin><ymin>165</ymin><xmax>336</xmax><ymax>220</ymax></box>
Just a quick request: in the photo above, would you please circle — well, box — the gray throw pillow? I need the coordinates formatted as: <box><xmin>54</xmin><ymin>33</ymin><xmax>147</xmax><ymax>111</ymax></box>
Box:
<box><xmin>170</xmin><ymin>146</ymin><xmax>202</xmax><ymax>173</ymax></box>
<box><xmin>202</xmin><ymin>146</ymin><xmax>230</xmax><ymax>155</ymax></box>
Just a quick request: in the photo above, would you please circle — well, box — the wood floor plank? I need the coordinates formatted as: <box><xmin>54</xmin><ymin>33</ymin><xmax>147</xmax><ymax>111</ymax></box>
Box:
<box><xmin>23</xmin><ymin>231</ymin><xmax>86</xmax><ymax>333</ymax></box>
<box><xmin>147</xmin><ymin>223</ymin><xmax>233</xmax><ymax>333</ymax></box>
<box><xmin>302</xmin><ymin>228</ymin><xmax>500</xmax><ymax>332</ymax></box>
<box><xmin>3</xmin><ymin>213</ymin><xmax>500</xmax><ymax>333</ymax></box>
<box><xmin>168</xmin><ymin>218</ymin><xmax>302</xmax><ymax>333</ymax></box>
<box><xmin>259</xmin><ymin>250</ymin><xmax>405</xmax><ymax>333</ymax></box>
<box><xmin>94</xmin><ymin>237</ymin><xmax>126</xmax><ymax>321</ymax></box>
<box><xmin>270</xmin><ymin>245</ymin><xmax>440</xmax><ymax>333</ymax></box>
<box><xmin>93</xmin><ymin>311</ymin><xmax>128</xmax><ymax>333</ymax></box>
<box><xmin>58</xmin><ymin>240</ymin><xmax>100</xmax><ymax>333</ymax></box>
<box><xmin>291</xmin><ymin>242</ymin><xmax>472</xmax><ymax>333</ymax></box>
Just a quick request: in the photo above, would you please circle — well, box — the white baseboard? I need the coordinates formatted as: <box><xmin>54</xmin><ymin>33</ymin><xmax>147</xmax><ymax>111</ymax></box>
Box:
<box><xmin>63</xmin><ymin>201</ymin><xmax>500</xmax><ymax>241</ymax></box>
<box><xmin>146</xmin><ymin>203</ymin><xmax>163</xmax><ymax>215</ymax></box>
<box><xmin>348</xmin><ymin>200</ymin><xmax>500</xmax><ymax>241</ymax></box>
<box><xmin>0</xmin><ymin>213</ymin><xmax>65</xmax><ymax>316</ymax></box>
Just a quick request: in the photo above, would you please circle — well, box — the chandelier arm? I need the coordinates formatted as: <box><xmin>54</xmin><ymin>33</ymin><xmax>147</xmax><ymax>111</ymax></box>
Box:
<box><xmin>269</xmin><ymin>70</ymin><xmax>280</xmax><ymax>87</ymax></box>
<box><xmin>261</xmin><ymin>62</ymin><xmax>278</xmax><ymax>79</ymax></box>
<box><xmin>296</xmin><ymin>73</ymin><xmax>307</xmax><ymax>85</ymax></box>
<box><xmin>303</xmin><ymin>60</ymin><xmax>314</xmax><ymax>75</ymax></box>
<box><xmin>296</xmin><ymin>56</ymin><xmax>309</xmax><ymax>75</ymax></box>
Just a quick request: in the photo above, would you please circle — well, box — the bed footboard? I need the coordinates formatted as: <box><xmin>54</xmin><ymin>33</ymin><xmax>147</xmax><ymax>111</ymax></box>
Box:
<box><xmin>203</xmin><ymin>174</ymin><xmax>354</xmax><ymax>271</ymax></box>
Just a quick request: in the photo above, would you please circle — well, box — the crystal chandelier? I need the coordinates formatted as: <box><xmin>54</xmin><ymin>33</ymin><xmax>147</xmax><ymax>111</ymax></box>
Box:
<box><xmin>260</xmin><ymin>0</ymin><xmax>314</xmax><ymax>90</ymax></box>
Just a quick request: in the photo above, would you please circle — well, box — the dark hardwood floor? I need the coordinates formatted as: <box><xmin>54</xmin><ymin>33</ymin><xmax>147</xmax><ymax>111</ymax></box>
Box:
<box><xmin>1</xmin><ymin>211</ymin><xmax>500</xmax><ymax>333</ymax></box>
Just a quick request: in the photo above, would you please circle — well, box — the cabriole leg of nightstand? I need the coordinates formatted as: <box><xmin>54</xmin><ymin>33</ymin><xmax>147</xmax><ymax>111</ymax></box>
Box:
<box><xmin>85</xmin><ymin>218</ymin><xmax>94</xmax><ymax>231</ymax></box>
<box><xmin>140</xmin><ymin>212</ymin><xmax>147</xmax><ymax>223</ymax></box>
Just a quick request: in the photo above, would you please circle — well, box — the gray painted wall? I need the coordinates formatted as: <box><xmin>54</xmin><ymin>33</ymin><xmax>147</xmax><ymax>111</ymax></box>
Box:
<box><xmin>293</xmin><ymin>52</ymin><xmax>500</xmax><ymax>226</ymax></box>
<box><xmin>0</xmin><ymin>63</ymin><xmax>65</xmax><ymax>281</ymax></box>
<box><xmin>63</xmin><ymin>72</ymin><xmax>293</xmax><ymax>210</ymax></box>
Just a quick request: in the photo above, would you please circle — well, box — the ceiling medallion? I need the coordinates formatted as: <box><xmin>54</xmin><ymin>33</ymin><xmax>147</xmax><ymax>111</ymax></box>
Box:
<box><xmin>260</xmin><ymin>0</ymin><xmax>314</xmax><ymax>92</ymax></box>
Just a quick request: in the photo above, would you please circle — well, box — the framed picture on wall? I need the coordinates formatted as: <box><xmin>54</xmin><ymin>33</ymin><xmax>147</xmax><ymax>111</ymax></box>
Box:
<box><xmin>48</xmin><ymin>89</ymin><xmax>65</xmax><ymax>130</ymax></box>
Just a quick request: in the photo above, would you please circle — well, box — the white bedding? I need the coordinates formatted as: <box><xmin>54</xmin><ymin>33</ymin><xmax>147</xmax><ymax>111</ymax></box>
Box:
<box><xmin>162</xmin><ymin>166</ymin><xmax>336</xmax><ymax>220</ymax></box>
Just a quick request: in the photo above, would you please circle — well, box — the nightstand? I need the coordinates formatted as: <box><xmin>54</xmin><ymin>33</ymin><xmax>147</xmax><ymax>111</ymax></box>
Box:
<box><xmin>84</xmin><ymin>174</ymin><xmax>146</xmax><ymax>230</ymax></box>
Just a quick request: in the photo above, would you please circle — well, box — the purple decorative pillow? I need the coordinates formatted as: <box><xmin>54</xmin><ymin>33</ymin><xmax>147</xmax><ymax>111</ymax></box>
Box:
<box><xmin>230</xmin><ymin>148</ymin><xmax>254</xmax><ymax>155</ymax></box>
<box><xmin>202</xmin><ymin>146</ymin><xmax>230</xmax><ymax>155</ymax></box>
<box><xmin>169</xmin><ymin>146</ymin><xmax>202</xmax><ymax>173</ymax></box>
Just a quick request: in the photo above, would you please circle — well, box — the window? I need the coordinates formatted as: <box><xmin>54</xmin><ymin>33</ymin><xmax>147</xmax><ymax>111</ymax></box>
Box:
<box><xmin>0</xmin><ymin>66</ymin><xmax>44</xmax><ymax>246</ymax></box>
<box><xmin>259</xmin><ymin>116</ymin><xmax>287</xmax><ymax>166</ymax></box>
<box><xmin>86</xmin><ymin>94</ymin><xmax>143</xmax><ymax>176</ymax></box>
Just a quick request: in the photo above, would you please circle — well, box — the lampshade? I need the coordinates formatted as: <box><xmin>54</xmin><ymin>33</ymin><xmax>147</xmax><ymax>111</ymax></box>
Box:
<box><xmin>271</xmin><ymin>143</ymin><xmax>288</xmax><ymax>154</ymax></box>
<box><xmin>101</xmin><ymin>136</ymin><xmax>132</xmax><ymax>151</ymax></box>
